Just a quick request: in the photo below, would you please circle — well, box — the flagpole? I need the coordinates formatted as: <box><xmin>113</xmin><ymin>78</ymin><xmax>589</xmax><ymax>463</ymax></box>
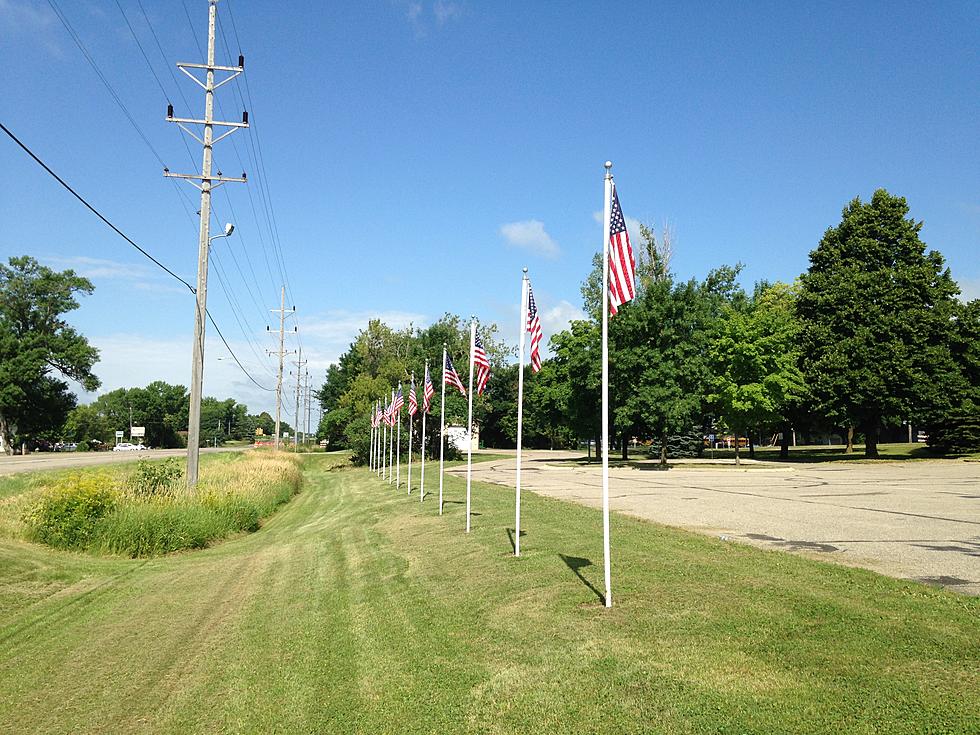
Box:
<box><xmin>396</xmin><ymin>383</ymin><xmax>402</xmax><ymax>489</ymax></box>
<box><xmin>601</xmin><ymin>160</ymin><xmax>613</xmax><ymax>608</ymax></box>
<box><xmin>439</xmin><ymin>344</ymin><xmax>447</xmax><ymax>516</ymax></box>
<box><xmin>515</xmin><ymin>268</ymin><xmax>528</xmax><ymax>556</ymax></box>
<box><xmin>466</xmin><ymin>318</ymin><xmax>476</xmax><ymax>533</ymax></box>
<box><xmin>376</xmin><ymin>400</ymin><xmax>382</xmax><ymax>476</ymax></box>
<box><xmin>389</xmin><ymin>389</ymin><xmax>395</xmax><ymax>485</ymax></box>
<box><xmin>407</xmin><ymin>373</ymin><xmax>414</xmax><ymax>495</ymax></box>
<box><xmin>369</xmin><ymin>404</ymin><xmax>374</xmax><ymax>471</ymax></box>
<box><xmin>421</xmin><ymin>362</ymin><xmax>428</xmax><ymax>503</ymax></box>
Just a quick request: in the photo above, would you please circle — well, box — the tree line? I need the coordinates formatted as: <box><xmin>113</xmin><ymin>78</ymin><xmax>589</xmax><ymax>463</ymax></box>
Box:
<box><xmin>0</xmin><ymin>256</ymin><xmax>291</xmax><ymax>452</ymax></box>
<box><xmin>318</xmin><ymin>190</ymin><xmax>979</xmax><ymax>460</ymax></box>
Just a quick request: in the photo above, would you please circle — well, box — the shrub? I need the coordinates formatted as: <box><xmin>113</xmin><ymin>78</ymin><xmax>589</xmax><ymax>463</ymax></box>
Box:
<box><xmin>129</xmin><ymin>458</ymin><xmax>183</xmax><ymax>497</ymax></box>
<box><xmin>24</xmin><ymin>473</ymin><xmax>119</xmax><ymax>549</ymax></box>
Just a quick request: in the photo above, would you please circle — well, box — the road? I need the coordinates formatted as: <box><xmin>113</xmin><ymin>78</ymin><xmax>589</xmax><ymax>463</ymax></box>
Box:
<box><xmin>452</xmin><ymin>450</ymin><xmax>980</xmax><ymax>595</ymax></box>
<box><xmin>0</xmin><ymin>446</ymin><xmax>245</xmax><ymax>476</ymax></box>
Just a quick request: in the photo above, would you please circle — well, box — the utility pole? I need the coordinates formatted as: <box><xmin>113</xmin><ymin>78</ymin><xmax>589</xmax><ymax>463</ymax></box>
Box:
<box><xmin>305</xmin><ymin>369</ymin><xmax>312</xmax><ymax>446</ymax></box>
<box><xmin>267</xmin><ymin>286</ymin><xmax>295</xmax><ymax>450</ymax></box>
<box><xmin>292</xmin><ymin>348</ymin><xmax>307</xmax><ymax>449</ymax></box>
<box><xmin>165</xmin><ymin>0</ymin><xmax>248</xmax><ymax>487</ymax></box>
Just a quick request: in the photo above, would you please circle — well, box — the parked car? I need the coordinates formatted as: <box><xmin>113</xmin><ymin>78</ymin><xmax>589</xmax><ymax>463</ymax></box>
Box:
<box><xmin>113</xmin><ymin>442</ymin><xmax>138</xmax><ymax>452</ymax></box>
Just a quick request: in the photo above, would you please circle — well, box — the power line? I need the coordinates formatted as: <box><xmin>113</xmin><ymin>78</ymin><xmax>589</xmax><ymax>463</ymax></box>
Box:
<box><xmin>0</xmin><ymin>121</ymin><xmax>274</xmax><ymax>393</ymax></box>
<box><xmin>113</xmin><ymin>0</ymin><xmax>169</xmax><ymax>103</ymax></box>
<box><xmin>46</xmin><ymin>0</ymin><xmax>167</xmax><ymax>169</ymax></box>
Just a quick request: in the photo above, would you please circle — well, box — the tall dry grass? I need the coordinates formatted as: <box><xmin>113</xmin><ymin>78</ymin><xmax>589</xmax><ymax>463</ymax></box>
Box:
<box><xmin>20</xmin><ymin>451</ymin><xmax>303</xmax><ymax>557</ymax></box>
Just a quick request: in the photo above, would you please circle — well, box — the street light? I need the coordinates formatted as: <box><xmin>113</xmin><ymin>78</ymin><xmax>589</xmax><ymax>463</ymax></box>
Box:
<box><xmin>209</xmin><ymin>222</ymin><xmax>235</xmax><ymax>247</ymax></box>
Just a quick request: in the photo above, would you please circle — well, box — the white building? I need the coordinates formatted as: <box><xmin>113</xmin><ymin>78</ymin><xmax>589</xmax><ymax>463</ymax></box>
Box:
<box><xmin>445</xmin><ymin>424</ymin><xmax>480</xmax><ymax>452</ymax></box>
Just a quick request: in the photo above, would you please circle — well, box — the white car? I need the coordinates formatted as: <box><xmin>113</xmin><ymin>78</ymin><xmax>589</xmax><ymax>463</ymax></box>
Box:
<box><xmin>113</xmin><ymin>442</ymin><xmax>138</xmax><ymax>452</ymax></box>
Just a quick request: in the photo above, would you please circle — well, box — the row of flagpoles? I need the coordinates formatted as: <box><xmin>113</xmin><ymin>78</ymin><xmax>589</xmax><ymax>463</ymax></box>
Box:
<box><xmin>366</xmin><ymin>162</ymin><xmax>634</xmax><ymax>608</ymax></box>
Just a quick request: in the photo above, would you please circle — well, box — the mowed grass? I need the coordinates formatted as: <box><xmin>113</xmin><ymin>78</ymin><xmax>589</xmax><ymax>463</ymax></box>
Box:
<box><xmin>0</xmin><ymin>456</ymin><xmax>977</xmax><ymax>734</ymax></box>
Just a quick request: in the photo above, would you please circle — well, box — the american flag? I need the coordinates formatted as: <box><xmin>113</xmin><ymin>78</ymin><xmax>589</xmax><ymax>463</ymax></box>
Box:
<box><xmin>527</xmin><ymin>282</ymin><xmax>543</xmax><ymax>373</ymax></box>
<box><xmin>473</xmin><ymin>332</ymin><xmax>491</xmax><ymax>395</ymax></box>
<box><xmin>444</xmin><ymin>352</ymin><xmax>466</xmax><ymax>396</ymax></box>
<box><xmin>371</xmin><ymin>404</ymin><xmax>379</xmax><ymax>428</ymax></box>
<box><xmin>392</xmin><ymin>385</ymin><xmax>404</xmax><ymax>414</ymax></box>
<box><xmin>608</xmin><ymin>184</ymin><xmax>636</xmax><ymax>315</ymax></box>
<box><xmin>408</xmin><ymin>378</ymin><xmax>418</xmax><ymax>416</ymax></box>
<box><xmin>423</xmin><ymin>363</ymin><xmax>435</xmax><ymax>412</ymax></box>
<box><xmin>384</xmin><ymin>402</ymin><xmax>393</xmax><ymax>427</ymax></box>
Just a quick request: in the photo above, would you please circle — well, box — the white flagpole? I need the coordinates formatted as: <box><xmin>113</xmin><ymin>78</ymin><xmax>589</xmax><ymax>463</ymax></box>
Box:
<box><xmin>601</xmin><ymin>160</ymin><xmax>613</xmax><ymax>608</ymax></box>
<box><xmin>466</xmin><ymin>317</ymin><xmax>476</xmax><ymax>534</ymax></box>
<box><xmin>389</xmin><ymin>389</ymin><xmax>395</xmax><ymax>485</ymax></box>
<box><xmin>515</xmin><ymin>269</ymin><xmax>529</xmax><ymax>556</ymax></box>
<box><xmin>376</xmin><ymin>400</ymin><xmax>382</xmax><ymax>476</ymax></box>
<box><xmin>396</xmin><ymin>383</ymin><xmax>402</xmax><ymax>489</ymax></box>
<box><xmin>382</xmin><ymin>404</ymin><xmax>387</xmax><ymax>479</ymax></box>
<box><xmin>421</xmin><ymin>362</ymin><xmax>428</xmax><ymax>503</ymax></box>
<box><xmin>439</xmin><ymin>344</ymin><xmax>447</xmax><ymax>515</ymax></box>
<box><xmin>407</xmin><ymin>373</ymin><xmax>414</xmax><ymax>495</ymax></box>
<box><xmin>369</xmin><ymin>405</ymin><xmax>374</xmax><ymax>470</ymax></box>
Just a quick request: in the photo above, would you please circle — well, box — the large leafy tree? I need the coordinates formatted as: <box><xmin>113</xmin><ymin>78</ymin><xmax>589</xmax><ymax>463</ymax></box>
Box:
<box><xmin>708</xmin><ymin>282</ymin><xmax>806</xmax><ymax>465</ymax></box>
<box><xmin>0</xmin><ymin>257</ymin><xmax>99</xmax><ymax>453</ymax></box>
<box><xmin>318</xmin><ymin>313</ymin><xmax>508</xmax><ymax>462</ymax></box>
<box><xmin>797</xmin><ymin>190</ymin><xmax>963</xmax><ymax>457</ymax></box>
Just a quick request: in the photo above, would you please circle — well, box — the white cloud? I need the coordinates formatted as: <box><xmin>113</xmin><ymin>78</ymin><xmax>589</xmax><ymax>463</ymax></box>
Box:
<box><xmin>540</xmin><ymin>299</ymin><xmax>584</xmax><ymax>333</ymax></box>
<box><xmin>499</xmin><ymin>220</ymin><xmax>560</xmax><ymax>258</ymax></box>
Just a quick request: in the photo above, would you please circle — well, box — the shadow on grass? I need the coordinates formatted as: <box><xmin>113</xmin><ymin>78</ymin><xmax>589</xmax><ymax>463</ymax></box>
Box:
<box><xmin>506</xmin><ymin>527</ymin><xmax>527</xmax><ymax>554</ymax></box>
<box><xmin>559</xmin><ymin>554</ymin><xmax>605</xmax><ymax>604</ymax></box>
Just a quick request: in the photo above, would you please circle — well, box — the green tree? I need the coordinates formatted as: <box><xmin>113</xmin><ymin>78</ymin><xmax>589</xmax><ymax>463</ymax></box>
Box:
<box><xmin>797</xmin><ymin>190</ymin><xmax>963</xmax><ymax>457</ymax></box>
<box><xmin>708</xmin><ymin>283</ymin><xmax>807</xmax><ymax>465</ymax></box>
<box><xmin>0</xmin><ymin>257</ymin><xmax>99</xmax><ymax>453</ymax></box>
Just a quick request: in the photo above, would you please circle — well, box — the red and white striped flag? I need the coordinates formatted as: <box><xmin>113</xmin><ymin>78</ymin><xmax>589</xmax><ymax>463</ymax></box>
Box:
<box><xmin>527</xmin><ymin>282</ymin><xmax>543</xmax><ymax>373</ymax></box>
<box><xmin>473</xmin><ymin>333</ymin><xmax>491</xmax><ymax>395</ymax></box>
<box><xmin>392</xmin><ymin>385</ymin><xmax>404</xmax><ymax>414</ymax></box>
<box><xmin>423</xmin><ymin>364</ymin><xmax>435</xmax><ymax>412</ymax></box>
<box><xmin>444</xmin><ymin>353</ymin><xmax>466</xmax><ymax>396</ymax></box>
<box><xmin>608</xmin><ymin>185</ymin><xmax>636</xmax><ymax>315</ymax></box>
<box><xmin>408</xmin><ymin>378</ymin><xmax>418</xmax><ymax>416</ymax></box>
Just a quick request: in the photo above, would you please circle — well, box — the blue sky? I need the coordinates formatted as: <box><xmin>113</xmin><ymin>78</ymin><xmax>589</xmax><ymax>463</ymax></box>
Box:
<box><xmin>1</xmin><ymin>0</ymin><xmax>978</xmax><ymax>419</ymax></box>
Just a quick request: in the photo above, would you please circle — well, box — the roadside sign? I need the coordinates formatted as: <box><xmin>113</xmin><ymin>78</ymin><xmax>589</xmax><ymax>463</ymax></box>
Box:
<box><xmin>115</xmin><ymin>430</ymin><xmax>124</xmax><ymax>439</ymax></box>
<box><xmin>131</xmin><ymin>426</ymin><xmax>145</xmax><ymax>438</ymax></box>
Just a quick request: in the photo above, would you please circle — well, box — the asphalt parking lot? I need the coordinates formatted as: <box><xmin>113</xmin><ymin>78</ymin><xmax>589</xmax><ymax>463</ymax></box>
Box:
<box><xmin>454</xmin><ymin>451</ymin><xmax>980</xmax><ymax>595</ymax></box>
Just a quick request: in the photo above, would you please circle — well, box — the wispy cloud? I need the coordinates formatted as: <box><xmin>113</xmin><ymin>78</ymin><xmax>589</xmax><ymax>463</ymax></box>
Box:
<box><xmin>499</xmin><ymin>220</ymin><xmax>560</xmax><ymax>258</ymax></box>
<box><xmin>397</xmin><ymin>0</ymin><xmax>463</xmax><ymax>37</ymax></box>
<box><xmin>40</xmin><ymin>255</ymin><xmax>190</xmax><ymax>293</ymax></box>
<box><xmin>0</xmin><ymin>0</ymin><xmax>60</xmax><ymax>54</ymax></box>
<box><xmin>433</xmin><ymin>0</ymin><xmax>462</xmax><ymax>25</ymax></box>
<box><xmin>299</xmin><ymin>308</ymin><xmax>428</xmax><ymax>366</ymax></box>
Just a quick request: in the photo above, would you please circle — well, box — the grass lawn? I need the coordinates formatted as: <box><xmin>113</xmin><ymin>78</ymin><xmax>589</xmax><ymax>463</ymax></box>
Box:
<box><xmin>0</xmin><ymin>455</ymin><xmax>977</xmax><ymax>733</ymax></box>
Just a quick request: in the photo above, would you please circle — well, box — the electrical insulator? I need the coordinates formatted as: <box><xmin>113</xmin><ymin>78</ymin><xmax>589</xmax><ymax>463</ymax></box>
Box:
<box><xmin>239</xmin><ymin>55</ymin><xmax>244</xmax><ymax>68</ymax></box>
<box><xmin>242</xmin><ymin>110</ymin><xmax>249</xmax><ymax>125</ymax></box>
<box><xmin>167</xmin><ymin>103</ymin><xmax>173</xmax><ymax>118</ymax></box>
